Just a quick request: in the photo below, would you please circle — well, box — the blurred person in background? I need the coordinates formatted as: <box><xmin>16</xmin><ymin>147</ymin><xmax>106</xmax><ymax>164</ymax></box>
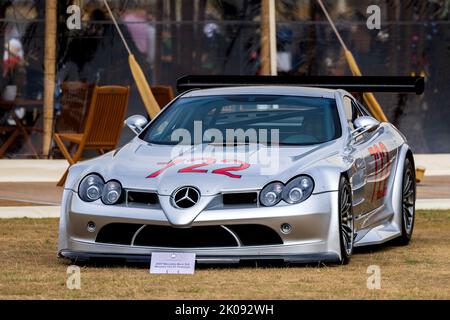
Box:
<box><xmin>200</xmin><ymin>15</ymin><xmax>225</xmax><ymax>74</ymax></box>
<box><xmin>3</xmin><ymin>37</ymin><xmax>24</xmax><ymax>79</ymax></box>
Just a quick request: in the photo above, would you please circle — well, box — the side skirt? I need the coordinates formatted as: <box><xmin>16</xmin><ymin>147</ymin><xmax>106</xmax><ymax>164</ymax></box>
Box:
<box><xmin>354</xmin><ymin>218</ymin><xmax>401</xmax><ymax>247</ymax></box>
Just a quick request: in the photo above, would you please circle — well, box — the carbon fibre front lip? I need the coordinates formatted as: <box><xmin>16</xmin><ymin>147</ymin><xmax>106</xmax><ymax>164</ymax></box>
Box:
<box><xmin>58</xmin><ymin>250</ymin><xmax>340</xmax><ymax>264</ymax></box>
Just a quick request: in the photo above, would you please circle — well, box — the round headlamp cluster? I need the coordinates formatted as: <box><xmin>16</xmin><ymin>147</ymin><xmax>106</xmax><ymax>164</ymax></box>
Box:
<box><xmin>259</xmin><ymin>175</ymin><xmax>314</xmax><ymax>207</ymax></box>
<box><xmin>259</xmin><ymin>182</ymin><xmax>284</xmax><ymax>207</ymax></box>
<box><xmin>78</xmin><ymin>174</ymin><xmax>123</xmax><ymax>205</ymax></box>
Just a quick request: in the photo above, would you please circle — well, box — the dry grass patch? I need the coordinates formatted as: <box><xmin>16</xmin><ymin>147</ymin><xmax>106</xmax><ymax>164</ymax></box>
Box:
<box><xmin>0</xmin><ymin>211</ymin><xmax>449</xmax><ymax>299</ymax></box>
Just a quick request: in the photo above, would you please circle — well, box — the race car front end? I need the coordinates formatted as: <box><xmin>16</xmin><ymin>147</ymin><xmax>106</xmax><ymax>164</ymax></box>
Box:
<box><xmin>58</xmin><ymin>177</ymin><xmax>342</xmax><ymax>264</ymax></box>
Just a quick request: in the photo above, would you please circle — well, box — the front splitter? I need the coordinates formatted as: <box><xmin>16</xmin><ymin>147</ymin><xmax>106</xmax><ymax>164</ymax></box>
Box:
<box><xmin>58</xmin><ymin>250</ymin><xmax>340</xmax><ymax>265</ymax></box>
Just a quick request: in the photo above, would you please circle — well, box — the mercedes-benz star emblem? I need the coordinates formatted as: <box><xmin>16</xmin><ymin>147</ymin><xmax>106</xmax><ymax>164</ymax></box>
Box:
<box><xmin>171</xmin><ymin>187</ymin><xmax>200</xmax><ymax>209</ymax></box>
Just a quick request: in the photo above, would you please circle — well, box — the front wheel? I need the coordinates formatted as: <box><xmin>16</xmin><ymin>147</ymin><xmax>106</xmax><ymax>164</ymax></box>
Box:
<box><xmin>396</xmin><ymin>157</ymin><xmax>416</xmax><ymax>245</ymax></box>
<box><xmin>338</xmin><ymin>176</ymin><xmax>354</xmax><ymax>264</ymax></box>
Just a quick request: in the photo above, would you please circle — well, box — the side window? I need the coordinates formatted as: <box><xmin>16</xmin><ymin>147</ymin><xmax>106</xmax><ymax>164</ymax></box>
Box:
<box><xmin>343</xmin><ymin>96</ymin><xmax>362</xmax><ymax>130</ymax></box>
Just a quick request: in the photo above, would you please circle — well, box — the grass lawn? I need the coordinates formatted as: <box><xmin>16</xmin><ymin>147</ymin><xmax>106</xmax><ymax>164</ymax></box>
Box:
<box><xmin>0</xmin><ymin>210</ymin><xmax>449</xmax><ymax>299</ymax></box>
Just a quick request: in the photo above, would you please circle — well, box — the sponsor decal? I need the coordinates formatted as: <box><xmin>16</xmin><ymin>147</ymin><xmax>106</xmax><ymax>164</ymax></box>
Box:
<box><xmin>368</xmin><ymin>142</ymin><xmax>390</xmax><ymax>201</ymax></box>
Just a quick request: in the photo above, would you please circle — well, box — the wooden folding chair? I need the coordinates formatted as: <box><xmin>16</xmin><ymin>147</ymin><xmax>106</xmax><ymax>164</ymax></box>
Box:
<box><xmin>56</xmin><ymin>81</ymin><xmax>91</xmax><ymax>133</ymax></box>
<box><xmin>54</xmin><ymin>86</ymin><xmax>130</xmax><ymax>186</ymax></box>
<box><xmin>150</xmin><ymin>85</ymin><xmax>174</xmax><ymax>108</ymax></box>
<box><xmin>50</xmin><ymin>82</ymin><xmax>91</xmax><ymax>158</ymax></box>
<box><xmin>0</xmin><ymin>99</ymin><xmax>44</xmax><ymax>158</ymax></box>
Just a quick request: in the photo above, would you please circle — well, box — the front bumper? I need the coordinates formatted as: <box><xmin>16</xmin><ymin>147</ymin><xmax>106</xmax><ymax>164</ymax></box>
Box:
<box><xmin>58</xmin><ymin>250</ymin><xmax>340</xmax><ymax>264</ymax></box>
<box><xmin>58</xmin><ymin>189</ymin><xmax>341</xmax><ymax>264</ymax></box>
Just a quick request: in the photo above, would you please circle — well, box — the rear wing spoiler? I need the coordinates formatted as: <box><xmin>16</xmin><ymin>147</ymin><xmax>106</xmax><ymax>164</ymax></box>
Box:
<box><xmin>176</xmin><ymin>75</ymin><xmax>425</xmax><ymax>95</ymax></box>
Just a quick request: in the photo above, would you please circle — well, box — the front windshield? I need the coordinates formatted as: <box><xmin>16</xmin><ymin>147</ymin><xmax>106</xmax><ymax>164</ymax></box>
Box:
<box><xmin>141</xmin><ymin>95</ymin><xmax>341</xmax><ymax>146</ymax></box>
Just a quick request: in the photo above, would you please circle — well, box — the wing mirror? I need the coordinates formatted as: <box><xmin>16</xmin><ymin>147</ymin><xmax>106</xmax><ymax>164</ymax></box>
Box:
<box><xmin>125</xmin><ymin>115</ymin><xmax>148</xmax><ymax>135</ymax></box>
<box><xmin>351</xmin><ymin>116</ymin><xmax>380</xmax><ymax>140</ymax></box>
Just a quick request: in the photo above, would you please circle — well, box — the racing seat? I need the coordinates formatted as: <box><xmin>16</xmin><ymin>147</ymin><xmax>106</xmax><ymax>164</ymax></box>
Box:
<box><xmin>54</xmin><ymin>86</ymin><xmax>130</xmax><ymax>186</ymax></box>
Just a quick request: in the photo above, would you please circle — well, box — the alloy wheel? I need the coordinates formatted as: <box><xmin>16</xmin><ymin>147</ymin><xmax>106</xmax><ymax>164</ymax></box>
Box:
<box><xmin>402</xmin><ymin>165</ymin><xmax>415</xmax><ymax>235</ymax></box>
<box><xmin>340</xmin><ymin>183</ymin><xmax>354</xmax><ymax>256</ymax></box>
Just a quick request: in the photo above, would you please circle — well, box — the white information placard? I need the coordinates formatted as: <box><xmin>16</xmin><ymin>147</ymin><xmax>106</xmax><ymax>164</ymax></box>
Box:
<box><xmin>150</xmin><ymin>252</ymin><xmax>196</xmax><ymax>274</ymax></box>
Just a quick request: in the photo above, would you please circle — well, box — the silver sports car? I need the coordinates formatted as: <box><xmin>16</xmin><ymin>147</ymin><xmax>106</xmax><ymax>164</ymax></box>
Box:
<box><xmin>58</xmin><ymin>76</ymin><xmax>423</xmax><ymax>264</ymax></box>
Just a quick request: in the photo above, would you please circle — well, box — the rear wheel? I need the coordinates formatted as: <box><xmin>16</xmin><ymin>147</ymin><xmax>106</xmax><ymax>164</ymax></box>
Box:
<box><xmin>396</xmin><ymin>157</ymin><xmax>416</xmax><ymax>245</ymax></box>
<box><xmin>338</xmin><ymin>176</ymin><xmax>354</xmax><ymax>264</ymax></box>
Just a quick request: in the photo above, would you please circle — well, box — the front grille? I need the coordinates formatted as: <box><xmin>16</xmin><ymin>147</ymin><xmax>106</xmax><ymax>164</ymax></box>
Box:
<box><xmin>127</xmin><ymin>190</ymin><xmax>159</xmax><ymax>206</ymax></box>
<box><xmin>222</xmin><ymin>192</ymin><xmax>258</xmax><ymax>206</ymax></box>
<box><xmin>134</xmin><ymin>225</ymin><xmax>237</xmax><ymax>247</ymax></box>
<box><xmin>96</xmin><ymin>223</ymin><xmax>283</xmax><ymax>248</ymax></box>
<box><xmin>96</xmin><ymin>223</ymin><xmax>142</xmax><ymax>245</ymax></box>
<box><xmin>125</xmin><ymin>190</ymin><xmax>258</xmax><ymax>208</ymax></box>
<box><xmin>227</xmin><ymin>225</ymin><xmax>283</xmax><ymax>245</ymax></box>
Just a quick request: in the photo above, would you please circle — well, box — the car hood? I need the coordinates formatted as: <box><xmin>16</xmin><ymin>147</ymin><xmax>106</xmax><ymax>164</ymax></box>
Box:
<box><xmin>71</xmin><ymin>138</ymin><xmax>343</xmax><ymax>196</ymax></box>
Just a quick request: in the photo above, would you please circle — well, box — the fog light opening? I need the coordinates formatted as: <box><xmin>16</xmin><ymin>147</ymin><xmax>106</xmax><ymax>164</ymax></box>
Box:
<box><xmin>87</xmin><ymin>221</ymin><xmax>96</xmax><ymax>233</ymax></box>
<box><xmin>280</xmin><ymin>223</ymin><xmax>292</xmax><ymax>234</ymax></box>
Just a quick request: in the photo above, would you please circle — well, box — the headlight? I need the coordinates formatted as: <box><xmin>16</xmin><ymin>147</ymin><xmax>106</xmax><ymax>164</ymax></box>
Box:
<box><xmin>282</xmin><ymin>175</ymin><xmax>314</xmax><ymax>204</ymax></box>
<box><xmin>101</xmin><ymin>180</ymin><xmax>122</xmax><ymax>205</ymax></box>
<box><xmin>78</xmin><ymin>174</ymin><xmax>104</xmax><ymax>202</ymax></box>
<box><xmin>260</xmin><ymin>182</ymin><xmax>284</xmax><ymax>207</ymax></box>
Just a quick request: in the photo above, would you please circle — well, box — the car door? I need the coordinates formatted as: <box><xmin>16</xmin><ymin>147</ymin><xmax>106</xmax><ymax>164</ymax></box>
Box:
<box><xmin>342</xmin><ymin>96</ymin><xmax>378</xmax><ymax>222</ymax></box>
<box><xmin>348</xmin><ymin>97</ymin><xmax>399</xmax><ymax>228</ymax></box>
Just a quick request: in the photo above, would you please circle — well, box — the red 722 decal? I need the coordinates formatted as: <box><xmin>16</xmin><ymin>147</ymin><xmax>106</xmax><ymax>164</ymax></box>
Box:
<box><xmin>147</xmin><ymin>158</ymin><xmax>250</xmax><ymax>179</ymax></box>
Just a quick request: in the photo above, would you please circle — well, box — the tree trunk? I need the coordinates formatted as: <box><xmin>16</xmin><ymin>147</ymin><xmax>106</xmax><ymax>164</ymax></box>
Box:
<box><xmin>43</xmin><ymin>0</ymin><xmax>57</xmax><ymax>157</ymax></box>
<box><xmin>260</xmin><ymin>0</ymin><xmax>270</xmax><ymax>75</ymax></box>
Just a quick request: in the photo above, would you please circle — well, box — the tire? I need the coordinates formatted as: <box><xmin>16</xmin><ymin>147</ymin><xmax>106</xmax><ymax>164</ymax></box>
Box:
<box><xmin>395</xmin><ymin>157</ymin><xmax>416</xmax><ymax>245</ymax></box>
<box><xmin>338</xmin><ymin>176</ymin><xmax>354</xmax><ymax>264</ymax></box>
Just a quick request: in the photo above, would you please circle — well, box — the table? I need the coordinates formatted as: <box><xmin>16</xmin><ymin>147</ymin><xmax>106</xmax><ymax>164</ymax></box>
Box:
<box><xmin>0</xmin><ymin>99</ymin><xmax>44</xmax><ymax>158</ymax></box>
